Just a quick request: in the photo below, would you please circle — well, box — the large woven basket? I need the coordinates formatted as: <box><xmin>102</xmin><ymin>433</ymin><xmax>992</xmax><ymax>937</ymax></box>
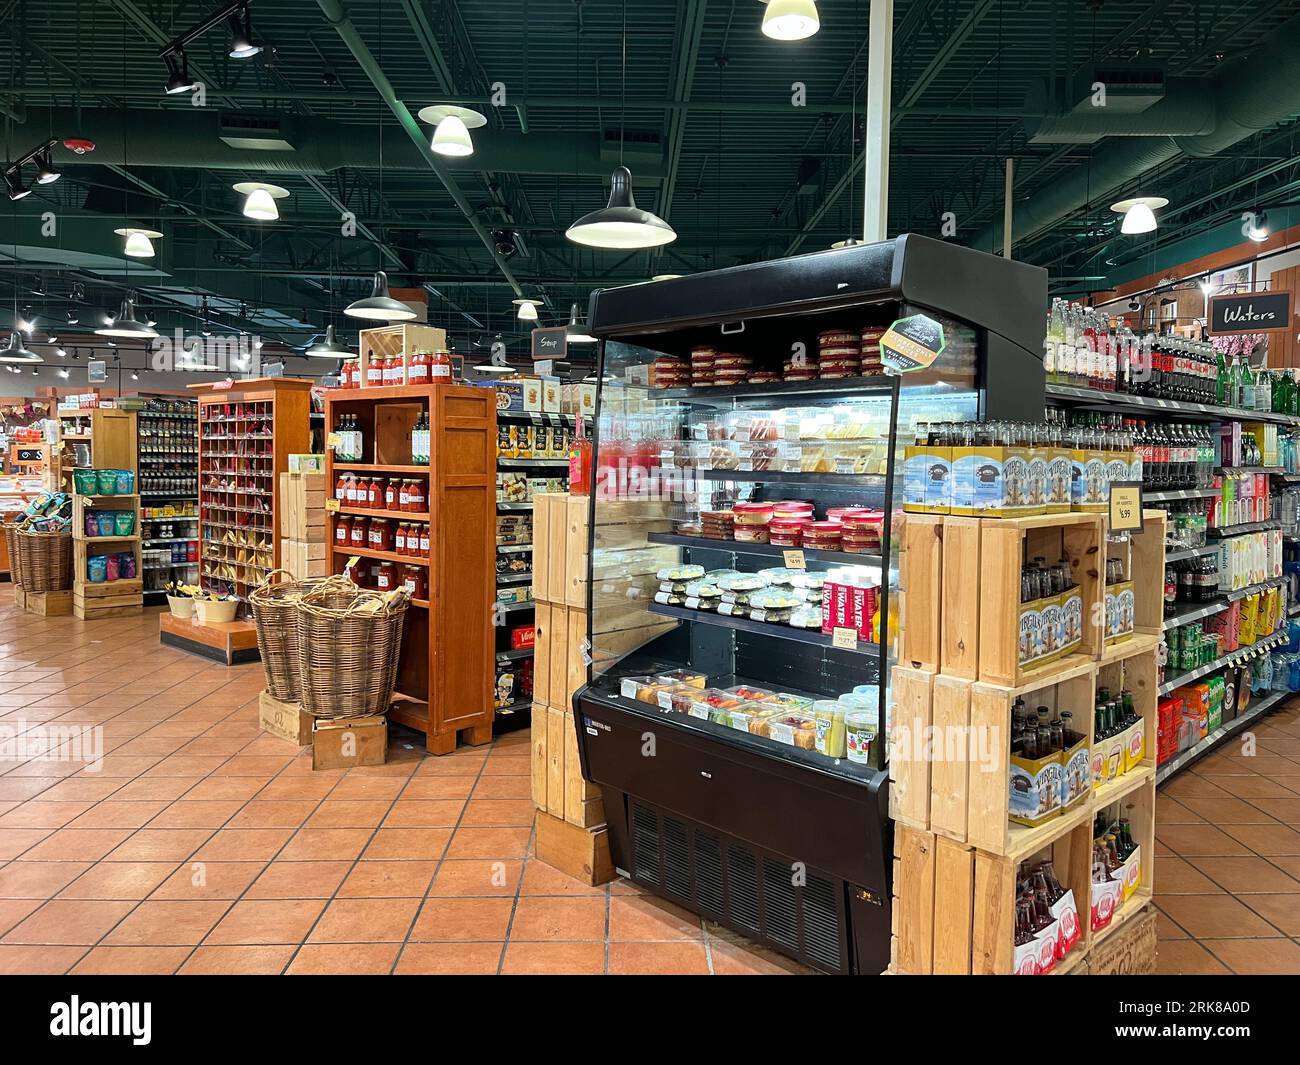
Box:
<box><xmin>3</xmin><ymin>522</ymin><xmax>23</xmax><ymax>589</ymax></box>
<box><xmin>17</xmin><ymin>529</ymin><xmax>73</xmax><ymax>593</ymax></box>
<box><xmin>296</xmin><ymin>575</ymin><xmax>411</xmax><ymax>719</ymax></box>
<box><xmin>249</xmin><ymin>569</ymin><xmax>324</xmax><ymax>702</ymax></box>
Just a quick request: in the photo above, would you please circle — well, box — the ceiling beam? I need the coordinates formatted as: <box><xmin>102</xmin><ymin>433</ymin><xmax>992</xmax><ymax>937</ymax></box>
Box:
<box><xmin>659</xmin><ymin>0</ymin><xmax>708</xmax><ymax>226</ymax></box>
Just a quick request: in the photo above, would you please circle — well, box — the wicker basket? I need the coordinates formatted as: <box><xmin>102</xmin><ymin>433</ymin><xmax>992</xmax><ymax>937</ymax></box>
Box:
<box><xmin>296</xmin><ymin>575</ymin><xmax>411</xmax><ymax>719</ymax></box>
<box><xmin>249</xmin><ymin>569</ymin><xmax>325</xmax><ymax>702</ymax></box>
<box><xmin>17</xmin><ymin>529</ymin><xmax>73</xmax><ymax>593</ymax></box>
<box><xmin>3</xmin><ymin>522</ymin><xmax>23</xmax><ymax>589</ymax></box>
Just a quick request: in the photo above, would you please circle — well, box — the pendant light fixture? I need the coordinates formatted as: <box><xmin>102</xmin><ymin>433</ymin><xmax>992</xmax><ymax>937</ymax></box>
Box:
<box><xmin>115</xmin><ymin>227</ymin><xmax>163</xmax><ymax>258</ymax></box>
<box><xmin>226</xmin><ymin>3</ymin><xmax>261</xmax><ymax>59</ymax></box>
<box><xmin>345</xmin><ymin>271</ymin><xmax>417</xmax><ymax>321</ymax></box>
<box><xmin>232</xmin><ymin>181</ymin><xmax>289</xmax><ymax>221</ymax></box>
<box><xmin>761</xmin><ymin>0</ymin><xmax>821</xmax><ymax>41</ymax></box>
<box><xmin>95</xmin><ymin>294</ymin><xmax>159</xmax><ymax>339</ymax></box>
<box><xmin>566</xmin><ymin>2</ymin><xmax>677</xmax><ymax>251</ymax></box>
<box><xmin>305</xmin><ymin>324</ymin><xmax>357</xmax><ymax>358</ymax></box>
<box><xmin>1246</xmin><ymin>210</ymin><xmax>1270</xmax><ymax>242</ymax></box>
<box><xmin>566</xmin><ymin>303</ymin><xmax>597</xmax><ymax>343</ymax></box>
<box><xmin>418</xmin><ymin>104</ymin><xmax>486</xmax><ymax>159</ymax></box>
<box><xmin>1110</xmin><ymin>196</ymin><xmax>1168</xmax><ymax>235</ymax></box>
<box><xmin>513</xmin><ymin>298</ymin><xmax>543</xmax><ymax>322</ymax></box>
<box><xmin>0</xmin><ymin>330</ymin><xmax>42</xmax><ymax>364</ymax></box>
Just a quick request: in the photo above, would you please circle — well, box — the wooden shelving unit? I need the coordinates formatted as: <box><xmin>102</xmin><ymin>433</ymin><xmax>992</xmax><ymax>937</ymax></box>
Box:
<box><xmin>130</xmin><ymin>397</ymin><xmax>200</xmax><ymax>600</ymax></box>
<box><xmin>67</xmin><ymin>409</ymin><xmax>143</xmax><ymax>620</ymax></box>
<box><xmin>190</xmin><ymin>378</ymin><xmax>312</xmax><ymax>603</ymax></box>
<box><xmin>325</xmin><ymin>382</ymin><xmax>496</xmax><ymax>754</ymax></box>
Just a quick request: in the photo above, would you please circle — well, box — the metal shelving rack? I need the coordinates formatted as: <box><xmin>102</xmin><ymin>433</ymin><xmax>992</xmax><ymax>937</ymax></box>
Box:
<box><xmin>129</xmin><ymin>398</ymin><xmax>200</xmax><ymax>601</ymax></box>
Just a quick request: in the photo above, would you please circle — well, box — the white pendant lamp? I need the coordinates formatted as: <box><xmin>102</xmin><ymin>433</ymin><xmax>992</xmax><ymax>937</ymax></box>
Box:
<box><xmin>1110</xmin><ymin>196</ymin><xmax>1168</xmax><ymax>235</ymax></box>
<box><xmin>566</xmin><ymin>165</ymin><xmax>677</xmax><ymax>250</ymax></box>
<box><xmin>95</xmin><ymin>295</ymin><xmax>159</xmax><ymax>339</ymax></box>
<box><xmin>233</xmin><ymin>181</ymin><xmax>290</xmax><ymax>221</ymax></box>
<box><xmin>1246</xmin><ymin>210</ymin><xmax>1270</xmax><ymax>242</ymax></box>
<box><xmin>305</xmin><ymin>324</ymin><xmax>357</xmax><ymax>358</ymax></box>
<box><xmin>418</xmin><ymin>104</ymin><xmax>487</xmax><ymax>159</ymax></box>
<box><xmin>115</xmin><ymin>227</ymin><xmax>163</xmax><ymax>258</ymax></box>
<box><xmin>345</xmin><ymin>271</ymin><xmax>417</xmax><ymax>321</ymax></box>
<box><xmin>0</xmin><ymin>331</ymin><xmax>42</xmax><ymax>363</ymax></box>
<box><xmin>762</xmin><ymin>0</ymin><xmax>820</xmax><ymax>41</ymax></box>
<box><xmin>513</xmin><ymin>298</ymin><xmax>542</xmax><ymax>322</ymax></box>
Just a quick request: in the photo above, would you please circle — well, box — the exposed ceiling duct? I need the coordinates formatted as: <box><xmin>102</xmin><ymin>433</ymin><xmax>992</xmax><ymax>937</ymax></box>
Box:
<box><xmin>1024</xmin><ymin>80</ymin><xmax>1216</xmax><ymax>144</ymax></box>
<box><xmin>14</xmin><ymin>107</ymin><xmax>665</xmax><ymax>180</ymax></box>
<box><xmin>974</xmin><ymin>12</ymin><xmax>1300</xmax><ymax>255</ymax></box>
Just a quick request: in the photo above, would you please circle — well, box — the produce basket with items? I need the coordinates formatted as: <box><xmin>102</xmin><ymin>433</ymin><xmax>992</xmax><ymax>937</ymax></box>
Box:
<box><xmin>297</xmin><ymin>572</ymin><xmax>411</xmax><ymax>719</ymax></box>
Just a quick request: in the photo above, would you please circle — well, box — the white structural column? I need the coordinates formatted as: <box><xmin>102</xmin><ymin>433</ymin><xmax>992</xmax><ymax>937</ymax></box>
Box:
<box><xmin>862</xmin><ymin>0</ymin><xmax>894</xmax><ymax>243</ymax></box>
<box><xmin>1002</xmin><ymin>158</ymin><xmax>1015</xmax><ymax>259</ymax></box>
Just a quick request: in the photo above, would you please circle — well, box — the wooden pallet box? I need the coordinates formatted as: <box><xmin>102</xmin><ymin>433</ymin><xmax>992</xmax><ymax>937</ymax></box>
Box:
<box><xmin>888</xmin><ymin>667</ymin><xmax>933</xmax><ymax>831</ymax></box>
<box><xmin>259</xmin><ymin>690</ymin><xmax>313</xmax><ymax>746</ymax></box>
<box><xmin>281</xmin><ymin>537</ymin><xmax>327</xmax><ymax>580</ymax></box>
<box><xmin>358</xmin><ymin>324</ymin><xmax>447</xmax><ymax>387</ymax></box>
<box><xmin>279</xmin><ymin>471</ymin><xmax>326</xmax><ymax>541</ymax></box>
<box><xmin>1085</xmin><ymin>903</ymin><xmax>1157</xmax><ymax>975</ymax></box>
<box><xmin>312</xmin><ymin>714</ymin><xmax>388</xmax><ymax>770</ymax></box>
<box><xmin>899</xmin><ymin>513</ymin><xmax>943</xmax><ymax>672</ymax></box>
<box><xmin>535</xmin><ymin>809</ymin><xmax>614</xmax><ymax>887</ymax></box>
<box><xmin>25</xmin><ymin>589</ymin><xmax>72</xmax><ymax>617</ymax></box>
<box><xmin>530</xmin><ymin>700</ymin><xmax>605</xmax><ymax>828</ymax></box>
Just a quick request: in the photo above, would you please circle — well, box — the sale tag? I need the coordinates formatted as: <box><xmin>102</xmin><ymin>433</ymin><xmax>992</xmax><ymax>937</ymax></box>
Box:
<box><xmin>782</xmin><ymin>549</ymin><xmax>806</xmax><ymax>569</ymax></box>
<box><xmin>346</xmin><ymin>555</ymin><xmax>360</xmax><ymax>571</ymax></box>
<box><xmin>325</xmin><ymin>498</ymin><xmax>340</xmax><ymax>512</ymax></box>
<box><xmin>1108</xmin><ymin>481</ymin><xmax>1145</xmax><ymax>533</ymax></box>
<box><xmin>832</xmin><ymin>626</ymin><xmax>858</xmax><ymax>650</ymax></box>
<box><xmin>326</xmin><ymin>432</ymin><xmax>342</xmax><ymax>450</ymax></box>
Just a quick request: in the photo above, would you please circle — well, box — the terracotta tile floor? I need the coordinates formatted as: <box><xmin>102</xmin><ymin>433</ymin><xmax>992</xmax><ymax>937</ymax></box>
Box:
<box><xmin>1155</xmin><ymin>700</ymin><xmax>1300</xmax><ymax>975</ymax></box>
<box><xmin>0</xmin><ymin>589</ymin><xmax>806</xmax><ymax>976</ymax></box>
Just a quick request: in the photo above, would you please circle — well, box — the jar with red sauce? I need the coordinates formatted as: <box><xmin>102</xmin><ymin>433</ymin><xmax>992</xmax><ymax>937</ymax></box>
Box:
<box><xmin>369</xmin><ymin>518</ymin><xmax>393</xmax><ymax>553</ymax></box>
<box><xmin>335</xmin><ymin>515</ymin><xmax>352</xmax><ymax>548</ymax></box>
<box><xmin>375</xmin><ymin>560</ymin><xmax>398</xmax><ymax>592</ymax></box>
<box><xmin>431</xmin><ymin>349</ymin><xmax>453</xmax><ymax>382</ymax></box>
<box><xmin>403</xmin><ymin>566</ymin><xmax>427</xmax><ymax>599</ymax></box>
<box><xmin>334</xmin><ymin>472</ymin><xmax>350</xmax><ymax>502</ymax></box>
<box><xmin>408</xmin><ymin>350</ymin><xmax>430</xmax><ymax>385</ymax></box>
<box><xmin>394</xmin><ymin>522</ymin><xmax>408</xmax><ymax>556</ymax></box>
<box><xmin>349</xmin><ymin>517</ymin><xmax>368</xmax><ymax>548</ymax></box>
<box><xmin>367</xmin><ymin>477</ymin><xmax>384</xmax><ymax>509</ymax></box>
<box><xmin>383</xmin><ymin>479</ymin><xmax>398</xmax><ymax>511</ymax></box>
<box><xmin>405</xmin><ymin>479</ymin><xmax>426</xmax><ymax>513</ymax></box>
<box><xmin>365</xmin><ymin>353</ymin><xmax>383</xmax><ymax>388</ymax></box>
<box><xmin>417</xmin><ymin>523</ymin><xmax>430</xmax><ymax>556</ymax></box>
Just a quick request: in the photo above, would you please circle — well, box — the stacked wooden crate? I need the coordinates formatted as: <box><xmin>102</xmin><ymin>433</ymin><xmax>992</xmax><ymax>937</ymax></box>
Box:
<box><xmin>279</xmin><ymin>470</ymin><xmax>326</xmax><ymax>578</ymax></box>
<box><xmin>529</xmin><ymin>492</ymin><xmax>612</xmax><ymax>885</ymax></box>
<box><xmin>889</xmin><ymin>510</ymin><xmax>1163</xmax><ymax>975</ymax></box>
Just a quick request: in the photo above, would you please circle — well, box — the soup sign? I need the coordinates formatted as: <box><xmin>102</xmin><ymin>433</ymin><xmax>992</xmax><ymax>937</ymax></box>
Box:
<box><xmin>1209</xmin><ymin>292</ymin><xmax>1292</xmax><ymax>334</ymax></box>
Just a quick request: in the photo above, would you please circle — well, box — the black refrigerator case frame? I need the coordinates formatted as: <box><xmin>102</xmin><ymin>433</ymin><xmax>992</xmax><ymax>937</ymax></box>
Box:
<box><xmin>573</xmin><ymin>234</ymin><xmax>1048</xmax><ymax>975</ymax></box>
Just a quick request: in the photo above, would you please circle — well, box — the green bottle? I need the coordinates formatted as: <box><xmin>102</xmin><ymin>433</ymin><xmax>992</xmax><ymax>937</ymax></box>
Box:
<box><xmin>1216</xmin><ymin>349</ymin><xmax>1230</xmax><ymax>405</ymax></box>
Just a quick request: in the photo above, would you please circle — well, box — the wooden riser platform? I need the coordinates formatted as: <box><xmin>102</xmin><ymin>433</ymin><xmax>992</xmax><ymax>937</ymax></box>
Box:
<box><xmin>159</xmin><ymin>611</ymin><xmax>261</xmax><ymax>666</ymax></box>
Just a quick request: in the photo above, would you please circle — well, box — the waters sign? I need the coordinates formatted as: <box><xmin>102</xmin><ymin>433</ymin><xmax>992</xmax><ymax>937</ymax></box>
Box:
<box><xmin>1209</xmin><ymin>292</ymin><xmax>1292</xmax><ymax>334</ymax></box>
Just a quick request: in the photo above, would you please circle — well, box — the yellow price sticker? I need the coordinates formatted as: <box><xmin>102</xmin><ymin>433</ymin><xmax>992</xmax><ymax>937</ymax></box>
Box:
<box><xmin>832</xmin><ymin>626</ymin><xmax>858</xmax><ymax>650</ymax></box>
<box><xmin>325</xmin><ymin>498</ymin><xmax>340</xmax><ymax>512</ymax></box>
<box><xmin>1108</xmin><ymin>482</ymin><xmax>1144</xmax><ymax>533</ymax></box>
<box><xmin>326</xmin><ymin>432</ymin><xmax>342</xmax><ymax>450</ymax></box>
<box><xmin>782</xmin><ymin>549</ymin><xmax>806</xmax><ymax>569</ymax></box>
<box><xmin>345</xmin><ymin>555</ymin><xmax>360</xmax><ymax>571</ymax></box>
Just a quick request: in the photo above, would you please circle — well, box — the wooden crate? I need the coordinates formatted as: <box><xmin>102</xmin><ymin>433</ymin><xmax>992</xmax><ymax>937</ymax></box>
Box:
<box><xmin>1090</xmin><ymin>773</ymin><xmax>1156</xmax><ymax>949</ymax></box>
<box><xmin>534</xmin><ymin>810</ymin><xmax>615</xmax><ymax>887</ymax></box>
<box><xmin>24</xmin><ymin>589</ymin><xmax>72</xmax><ymax>616</ymax></box>
<box><xmin>258</xmin><ymin>690</ymin><xmax>312</xmax><ymax>746</ymax></box>
<box><xmin>530</xmin><ymin>701</ymin><xmax>605</xmax><ymax>828</ymax></box>
<box><xmin>564</xmin><ymin>494</ymin><xmax>589</xmax><ymax>608</ymax></box>
<box><xmin>940</xmin><ymin>516</ymin><xmax>981</xmax><ymax>678</ymax></box>
<box><xmin>312</xmin><ymin>714</ymin><xmax>388</xmax><ymax>770</ymax></box>
<box><xmin>1086</xmin><ymin>904</ymin><xmax>1157</xmax><ymax>975</ymax></box>
<box><xmin>531</xmin><ymin>494</ymin><xmax>559</xmax><ymax>603</ymax></box>
<box><xmin>892</xmin><ymin>828</ymin><xmax>978</xmax><ymax>976</ymax></box>
<box><xmin>74</xmin><ymin>575</ymin><xmax>144</xmax><ymax>619</ymax></box>
<box><xmin>899</xmin><ymin>514</ymin><xmax>942</xmax><ymax>672</ymax></box>
<box><xmin>966</xmin><ymin>656</ymin><xmax>1096</xmax><ymax>856</ymax></box>
<box><xmin>929</xmin><ymin>675</ymin><xmax>973</xmax><ymax>842</ymax></box>
<box><xmin>281</xmin><ymin>537</ymin><xmax>327</xmax><ymax>580</ymax></box>
<box><xmin>279</xmin><ymin>471</ymin><xmax>326</xmax><ymax>541</ymax></box>
<box><xmin>358</xmin><ymin>324</ymin><xmax>447</xmax><ymax>387</ymax></box>
<box><xmin>888</xmin><ymin>667</ymin><xmax>932</xmax><ymax>831</ymax></box>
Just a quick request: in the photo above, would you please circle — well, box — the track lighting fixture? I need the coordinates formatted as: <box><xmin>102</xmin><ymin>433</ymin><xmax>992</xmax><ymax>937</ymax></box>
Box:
<box><xmin>158</xmin><ymin>2</ymin><xmax>264</xmax><ymax>97</ymax></box>
<box><xmin>3</xmin><ymin>171</ymin><xmax>29</xmax><ymax>200</ymax></box>
<box><xmin>4</xmin><ymin>138</ymin><xmax>60</xmax><ymax>199</ymax></box>
<box><xmin>34</xmin><ymin>148</ymin><xmax>60</xmax><ymax>185</ymax></box>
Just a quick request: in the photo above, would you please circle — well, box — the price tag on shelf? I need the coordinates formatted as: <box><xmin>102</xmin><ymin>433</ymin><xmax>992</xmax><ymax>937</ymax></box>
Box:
<box><xmin>832</xmin><ymin>626</ymin><xmax>858</xmax><ymax>650</ymax></box>
<box><xmin>325</xmin><ymin>498</ymin><xmax>340</xmax><ymax>513</ymax></box>
<box><xmin>1108</xmin><ymin>482</ymin><xmax>1145</xmax><ymax>534</ymax></box>
<box><xmin>326</xmin><ymin>432</ymin><xmax>342</xmax><ymax>450</ymax></box>
<box><xmin>345</xmin><ymin>556</ymin><xmax>360</xmax><ymax>572</ymax></box>
<box><xmin>782</xmin><ymin>549</ymin><xmax>806</xmax><ymax>569</ymax></box>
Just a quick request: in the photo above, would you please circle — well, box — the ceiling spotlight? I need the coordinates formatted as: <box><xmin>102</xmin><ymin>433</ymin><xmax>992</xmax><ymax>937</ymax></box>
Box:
<box><xmin>1246</xmin><ymin>210</ymin><xmax>1270</xmax><ymax>243</ymax></box>
<box><xmin>66</xmin><ymin>310</ymin><xmax>79</xmax><ymax>325</ymax></box>
<box><xmin>226</xmin><ymin>4</ymin><xmax>261</xmax><ymax>59</ymax></box>
<box><xmin>34</xmin><ymin>148</ymin><xmax>60</xmax><ymax>185</ymax></box>
<box><xmin>115</xmin><ymin>226</ymin><xmax>164</xmax><ymax>258</ymax></box>
<box><xmin>418</xmin><ymin>104</ymin><xmax>487</xmax><ymax>159</ymax></box>
<box><xmin>58</xmin><ymin>367</ymin><xmax>69</xmax><ymax>378</ymax></box>
<box><xmin>163</xmin><ymin>50</ymin><xmax>199</xmax><ymax>94</ymax></box>
<box><xmin>0</xmin><ymin>331</ymin><xmax>42</xmax><ymax>364</ymax></box>
<box><xmin>344</xmin><ymin>271</ymin><xmax>416</xmax><ymax>321</ymax></box>
<box><xmin>95</xmin><ymin>295</ymin><xmax>159</xmax><ymax>339</ymax></box>
<box><xmin>305</xmin><ymin>324</ymin><xmax>357</xmax><ymax>358</ymax></box>
<box><xmin>566</xmin><ymin>303</ymin><xmax>597</xmax><ymax>344</ymax></box>
<box><xmin>232</xmin><ymin>180</ymin><xmax>289</xmax><ymax>221</ymax></box>
<box><xmin>566</xmin><ymin>165</ymin><xmax>677</xmax><ymax>250</ymax></box>
<box><xmin>56</xmin><ymin>347</ymin><xmax>66</xmax><ymax>357</ymax></box>
<box><xmin>1110</xmin><ymin>196</ymin><xmax>1169</xmax><ymax>235</ymax></box>
<box><xmin>1199</xmin><ymin>279</ymin><xmax>1216</xmax><ymax>298</ymax></box>
<box><xmin>4</xmin><ymin>170</ymin><xmax>30</xmax><ymax>200</ymax></box>
<box><xmin>513</xmin><ymin>298</ymin><xmax>543</xmax><ymax>322</ymax></box>
<box><xmin>762</xmin><ymin>0</ymin><xmax>821</xmax><ymax>41</ymax></box>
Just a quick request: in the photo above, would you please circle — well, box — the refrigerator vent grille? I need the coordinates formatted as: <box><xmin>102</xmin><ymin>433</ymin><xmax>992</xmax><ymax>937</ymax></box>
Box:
<box><xmin>625</xmin><ymin>799</ymin><xmax>846</xmax><ymax>973</ymax></box>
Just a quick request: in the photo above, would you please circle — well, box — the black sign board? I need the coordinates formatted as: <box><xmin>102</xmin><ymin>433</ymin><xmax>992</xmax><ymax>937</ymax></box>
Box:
<box><xmin>1209</xmin><ymin>292</ymin><xmax>1292</xmax><ymax>335</ymax></box>
<box><xmin>15</xmin><ymin>447</ymin><xmax>44</xmax><ymax>463</ymax></box>
<box><xmin>531</xmin><ymin>326</ymin><xmax>568</xmax><ymax>361</ymax></box>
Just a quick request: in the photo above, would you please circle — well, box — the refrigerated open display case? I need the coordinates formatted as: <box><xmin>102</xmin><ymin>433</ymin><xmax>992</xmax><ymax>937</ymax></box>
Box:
<box><xmin>572</xmin><ymin>234</ymin><xmax>1047</xmax><ymax>974</ymax></box>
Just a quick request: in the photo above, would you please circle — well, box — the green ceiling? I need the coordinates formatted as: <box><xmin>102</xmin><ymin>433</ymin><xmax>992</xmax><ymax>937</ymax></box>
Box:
<box><xmin>2</xmin><ymin>0</ymin><xmax>1299</xmax><ymax>356</ymax></box>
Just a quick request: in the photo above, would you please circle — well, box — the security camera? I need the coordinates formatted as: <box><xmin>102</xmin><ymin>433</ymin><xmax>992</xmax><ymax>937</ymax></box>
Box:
<box><xmin>493</xmin><ymin>229</ymin><xmax>518</xmax><ymax>258</ymax></box>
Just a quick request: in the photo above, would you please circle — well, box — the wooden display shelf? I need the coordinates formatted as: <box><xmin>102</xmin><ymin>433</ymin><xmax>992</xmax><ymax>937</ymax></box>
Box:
<box><xmin>79</xmin><ymin>534</ymin><xmax>140</xmax><ymax>544</ymax></box>
<box><xmin>159</xmin><ymin>611</ymin><xmax>261</xmax><ymax>666</ymax></box>
<box><xmin>325</xmin><ymin>383</ymin><xmax>496</xmax><ymax>754</ymax></box>
<box><xmin>332</xmin><ymin>544</ymin><xmax>429</xmax><ymax>567</ymax></box>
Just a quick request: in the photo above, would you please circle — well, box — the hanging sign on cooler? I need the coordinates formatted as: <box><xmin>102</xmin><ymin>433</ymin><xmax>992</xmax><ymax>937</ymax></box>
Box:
<box><xmin>879</xmin><ymin>314</ymin><xmax>946</xmax><ymax>373</ymax></box>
